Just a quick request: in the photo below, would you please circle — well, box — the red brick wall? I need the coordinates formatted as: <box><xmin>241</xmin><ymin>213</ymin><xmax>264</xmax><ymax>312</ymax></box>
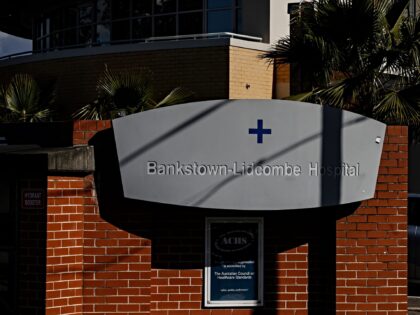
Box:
<box><xmin>45</xmin><ymin>126</ymin><xmax>408</xmax><ymax>315</ymax></box>
<box><xmin>336</xmin><ymin>126</ymin><xmax>408</xmax><ymax>314</ymax></box>
<box><xmin>73</xmin><ymin>120</ymin><xmax>111</xmax><ymax>145</ymax></box>
<box><xmin>46</xmin><ymin>176</ymin><xmax>88</xmax><ymax>315</ymax></box>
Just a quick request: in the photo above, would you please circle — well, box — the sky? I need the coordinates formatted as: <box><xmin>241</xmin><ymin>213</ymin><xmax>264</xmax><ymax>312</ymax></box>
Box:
<box><xmin>0</xmin><ymin>31</ymin><xmax>32</xmax><ymax>58</ymax></box>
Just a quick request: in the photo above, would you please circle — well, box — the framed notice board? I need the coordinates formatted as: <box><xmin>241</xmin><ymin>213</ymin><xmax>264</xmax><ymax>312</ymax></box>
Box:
<box><xmin>205</xmin><ymin>217</ymin><xmax>263</xmax><ymax>307</ymax></box>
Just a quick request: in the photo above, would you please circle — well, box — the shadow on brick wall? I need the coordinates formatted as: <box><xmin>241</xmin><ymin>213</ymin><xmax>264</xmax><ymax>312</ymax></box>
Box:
<box><xmin>0</xmin><ymin>154</ymin><xmax>48</xmax><ymax>315</ymax></box>
<box><xmin>90</xmin><ymin>129</ymin><xmax>360</xmax><ymax>314</ymax></box>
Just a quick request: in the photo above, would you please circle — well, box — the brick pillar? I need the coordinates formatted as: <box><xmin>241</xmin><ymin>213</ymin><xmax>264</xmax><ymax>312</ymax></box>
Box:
<box><xmin>46</xmin><ymin>176</ymin><xmax>87</xmax><ymax>315</ymax></box>
<box><xmin>336</xmin><ymin>126</ymin><xmax>408</xmax><ymax>314</ymax></box>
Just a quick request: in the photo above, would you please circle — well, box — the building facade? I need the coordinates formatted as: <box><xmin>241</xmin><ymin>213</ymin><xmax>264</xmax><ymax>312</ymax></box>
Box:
<box><xmin>0</xmin><ymin>1</ymin><xmax>413</xmax><ymax>315</ymax></box>
<box><xmin>0</xmin><ymin>0</ymin><xmax>295</xmax><ymax>118</ymax></box>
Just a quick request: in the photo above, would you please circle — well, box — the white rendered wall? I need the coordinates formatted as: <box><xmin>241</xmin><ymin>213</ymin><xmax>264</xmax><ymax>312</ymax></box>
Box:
<box><xmin>242</xmin><ymin>0</ymin><xmax>296</xmax><ymax>44</ymax></box>
<box><xmin>270</xmin><ymin>1</ymin><xmax>297</xmax><ymax>43</ymax></box>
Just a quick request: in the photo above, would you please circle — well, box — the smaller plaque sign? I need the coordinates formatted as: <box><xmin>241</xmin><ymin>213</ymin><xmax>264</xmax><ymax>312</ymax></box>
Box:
<box><xmin>21</xmin><ymin>189</ymin><xmax>44</xmax><ymax>209</ymax></box>
<box><xmin>205</xmin><ymin>218</ymin><xmax>263</xmax><ymax>307</ymax></box>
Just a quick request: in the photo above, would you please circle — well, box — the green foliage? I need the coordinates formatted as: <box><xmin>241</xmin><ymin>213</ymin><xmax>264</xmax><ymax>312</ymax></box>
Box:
<box><xmin>0</xmin><ymin>74</ymin><xmax>54</xmax><ymax>122</ymax></box>
<box><xmin>263</xmin><ymin>0</ymin><xmax>420</xmax><ymax>125</ymax></box>
<box><xmin>73</xmin><ymin>65</ymin><xmax>194</xmax><ymax>120</ymax></box>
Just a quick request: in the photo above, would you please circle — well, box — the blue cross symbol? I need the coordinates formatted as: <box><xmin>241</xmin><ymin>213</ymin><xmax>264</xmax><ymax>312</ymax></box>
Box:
<box><xmin>249</xmin><ymin>119</ymin><xmax>271</xmax><ymax>144</ymax></box>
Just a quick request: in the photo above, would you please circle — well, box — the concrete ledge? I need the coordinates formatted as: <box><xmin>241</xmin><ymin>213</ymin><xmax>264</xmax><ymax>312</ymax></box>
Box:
<box><xmin>47</xmin><ymin>146</ymin><xmax>95</xmax><ymax>172</ymax></box>
<box><xmin>0</xmin><ymin>38</ymin><xmax>271</xmax><ymax>68</ymax></box>
<box><xmin>0</xmin><ymin>145</ymin><xmax>95</xmax><ymax>172</ymax></box>
<box><xmin>409</xmin><ymin>296</ymin><xmax>420</xmax><ymax>314</ymax></box>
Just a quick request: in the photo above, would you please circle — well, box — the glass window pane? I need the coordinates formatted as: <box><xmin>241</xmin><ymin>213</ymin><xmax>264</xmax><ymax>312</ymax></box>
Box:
<box><xmin>133</xmin><ymin>17</ymin><xmax>152</xmax><ymax>39</ymax></box>
<box><xmin>79</xmin><ymin>4</ymin><xmax>93</xmax><ymax>25</ymax></box>
<box><xmin>64</xmin><ymin>29</ymin><xmax>77</xmax><ymax>46</ymax></box>
<box><xmin>207</xmin><ymin>0</ymin><xmax>231</xmax><ymax>9</ymax></box>
<box><xmin>154</xmin><ymin>0</ymin><xmax>176</xmax><ymax>13</ymax></box>
<box><xmin>96</xmin><ymin>24</ymin><xmax>111</xmax><ymax>43</ymax></box>
<box><xmin>50</xmin><ymin>32</ymin><xmax>62</xmax><ymax>49</ymax></box>
<box><xmin>64</xmin><ymin>8</ymin><xmax>78</xmax><ymax>29</ymax></box>
<box><xmin>112</xmin><ymin>0</ymin><xmax>130</xmax><ymax>19</ymax></box>
<box><xmin>42</xmin><ymin>38</ymin><xmax>48</xmax><ymax>50</ymax></box>
<box><xmin>42</xmin><ymin>18</ymin><xmax>50</xmax><ymax>36</ymax></box>
<box><xmin>36</xmin><ymin>22</ymin><xmax>41</xmax><ymax>38</ymax></box>
<box><xmin>179</xmin><ymin>0</ymin><xmax>203</xmax><ymax>11</ymax></box>
<box><xmin>236</xmin><ymin>8</ymin><xmax>242</xmax><ymax>33</ymax></box>
<box><xmin>112</xmin><ymin>20</ymin><xmax>131</xmax><ymax>41</ymax></box>
<box><xmin>207</xmin><ymin>10</ymin><xmax>232</xmax><ymax>33</ymax></box>
<box><xmin>51</xmin><ymin>11</ymin><xmax>62</xmax><ymax>32</ymax></box>
<box><xmin>79</xmin><ymin>26</ymin><xmax>93</xmax><ymax>45</ymax></box>
<box><xmin>155</xmin><ymin>15</ymin><xmax>176</xmax><ymax>36</ymax></box>
<box><xmin>133</xmin><ymin>0</ymin><xmax>153</xmax><ymax>16</ymax></box>
<box><xmin>97</xmin><ymin>0</ymin><xmax>111</xmax><ymax>21</ymax></box>
<box><xmin>179</xmin><ymin>12</ymin><xmax>203</xmax><ymax>35</ymax></box>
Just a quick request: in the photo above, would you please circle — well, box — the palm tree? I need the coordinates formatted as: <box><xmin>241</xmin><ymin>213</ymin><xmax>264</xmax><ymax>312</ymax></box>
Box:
<box><xmin>73</xmin><ymin>65</ymin><xmax>194</xmax><ymax>120</ymax></box>
<box><xmin>263</xmin><ymin>0</ymin><xmax>420</xmax><ymax>125</ymax></box>
<box><xmin>0</xmin><ymin>74</ymin><xmax>54</xmax><ymax>122</ymax></box>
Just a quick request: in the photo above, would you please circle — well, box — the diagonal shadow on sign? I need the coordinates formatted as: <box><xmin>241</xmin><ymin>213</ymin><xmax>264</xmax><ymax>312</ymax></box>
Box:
<box><xmin>321</xmin><ymin>107</ymin><xmax>342</xmax><ymax>206</ymax></box>
<box><xmin>119</xmin><ymin>99</ymin><xmax>231</xmax><ymax>168</ymax></box>
<box><xmin>184</xmin><ymin>110</ymin><xmax>366</xmax><ymax>208</ymax></box>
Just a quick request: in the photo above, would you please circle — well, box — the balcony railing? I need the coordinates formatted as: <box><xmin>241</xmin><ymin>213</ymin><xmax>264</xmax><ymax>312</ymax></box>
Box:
<box><xmin>0</xmin><ymin>32</ymin><xmax>262</xmax><ymax>62</ymax></box>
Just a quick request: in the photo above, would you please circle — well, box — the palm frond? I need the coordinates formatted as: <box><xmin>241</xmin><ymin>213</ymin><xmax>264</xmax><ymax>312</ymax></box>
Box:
<box><xmin>264</xmin><ymin>0</ymin><xmax>420</xmax><ymax>125</ymax></box>
<box><xmin>385</xmin><ymin>0</ymin><xmax>410</xmax><ymax>31</ymax></box>
<box><xmin>72</xmin><ymin>98</ymin><xmax>109</xmax><ymax>120</ymax></box>
<box><xmin>74</xmin><ymin>65</ymin><xmax>194</xmax><ymax>119</ymax></box>
<box><xmin>374</xmin><ymin>88</ymin><xmax>420</xmax><ymax>125</ymax></box>
<box><xmin>3</xmin><ymin>74</ymin><xmax>53</xmax><ymax>122</ymax></box>
<box><xmin>284</xmin><ymin>90</ymin><xmax>317</xmax><ymax>102</ymax></box>
<box><xmin>154</xmin><ymin>87</ymin><xmax>194</xmax><ymax>108</ymax></box>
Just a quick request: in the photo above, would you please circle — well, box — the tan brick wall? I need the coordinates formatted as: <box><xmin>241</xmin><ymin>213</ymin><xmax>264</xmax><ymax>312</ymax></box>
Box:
<box><xmin>229</xmin><ymin>46</ymin><xmax>273</xmax><ymax>99</ymax></box>
<box><xmin>0</xmin><ymin>45</ymin><xmax>276</xmax><ymax>119</ymax></box>
<box><xmin>0</xmin><ymin>47</ymin><xmax>230</xmax><ymax>119</ymax></box>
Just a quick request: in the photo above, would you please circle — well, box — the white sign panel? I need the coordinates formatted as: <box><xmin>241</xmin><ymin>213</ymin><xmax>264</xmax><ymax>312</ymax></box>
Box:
<box><xmin>113</xmin><ymin>100</ymin><xmax>386</xmax><ymax>210</ymax></box>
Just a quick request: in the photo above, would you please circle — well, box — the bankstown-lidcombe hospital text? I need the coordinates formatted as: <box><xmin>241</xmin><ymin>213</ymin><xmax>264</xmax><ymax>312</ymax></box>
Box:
<box><xmin>146</xmin><ymin>161</ymin><xmax>360</xmax><ymax>177</ymax></box>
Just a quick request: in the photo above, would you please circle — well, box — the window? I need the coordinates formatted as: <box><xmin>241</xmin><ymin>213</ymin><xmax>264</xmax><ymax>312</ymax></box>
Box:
<box><xmin>179</xmin><ymin>12</ymin><xmax>203</xmax><ymax>35</ymax></box>
<box><xmin>112</xmin><ymin>0</ymin><xmax>130</xmax><ymax>19</ymax></box>
<box><xmin>112</xmin><ymin>20</ymin><xmax>131</xmax><ymax>41</ymax></box>
<box><xmin>207</xmin><ymin>10</ymin><xmax>233</xmax><ymax>33</ymax></box>
<box><xmin>132</xmin><ymin>17</ymin><xmax>152</xmax><ymax>39</ymax></box>
<box><xmin>208</xmin><ymin>0</ymin><xmax>232</xmax><ymax>9</ymax></box>
<box><xmin>79</xmin><ymin>4</ymin><xmax>93</xmax><ymax>25</ymax></box>
<box><xmin>155</xmin><ymin>15</ymin><xmax>176</xmax><ymax>37</ymax></box>
<box><xmin>97</xmin><ymin>0</ymin><xmax>111</xmax><ymax>22</ymax></box>
<box><xmin>154</xmin><ymin>0</ymin><xmax>176</xmax><ymax>14</ymax></box>
<box><xmin>179</xmin><ymin>0</ymin><xmax>203</xmax><ymax>11</ymax></box>
<box><xmin>133</xmin><ymin>0</ymin><xmax>153</xmax><ymax>16</ymax></box>
<box><xmin>96</xmin><ymin>23</ymin><xmax>111</xmax><ymax>44</ymax></box>
<box><xmin>64</xmin><ymin>7</ymin><xmax>78</xmax><ymax>27</ymax></box>
<box><xmin>34</xmin><ymin>0</ymin><xmax>242</xmax><ymax>51</ymax></box>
